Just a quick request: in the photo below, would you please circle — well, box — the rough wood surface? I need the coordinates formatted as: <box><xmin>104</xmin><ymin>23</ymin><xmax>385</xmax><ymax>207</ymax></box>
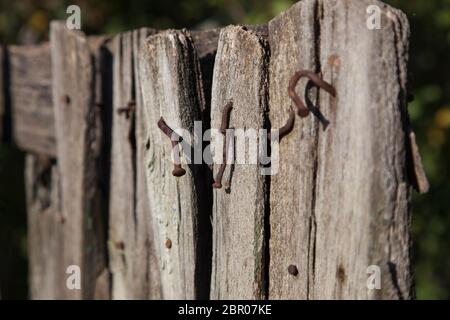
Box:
<box><xmin>4</xmin><ymin>0</ymin><xmax>425</xmax><ymax>300</ymax></box>
<box><xmin>7</xmin><ymin>44</ymin><xmax>56</xmax><ymax>155</ymax></box>
<box><xmin>209</xmin><ymin>26</ymin><xmax>269</xmax><ymax>299</ymax></box>
<box><xmin>108</xmin><ymin>28</ymin><xmax>163</xmax><ymax>299</ymax></box>
<box><xmin>139</xmin><ymin>29</ymin><xmax>211</xmax><ymax>299</ymax></box>
<box><xmin>133</xmin><ymin>28</ymin><xmax>163</xmax><ymax>299</ymax></box>
<box><xmin>50</xmin><ymin>22</ymin><xmax>109</xmax><ymax>299</ymax></box>
<box><xmin>108</xmin><ymin>31</ymin><xmax>136</xmax><ymax>299</ymax></box>
<box><xmin>268</xmin><ymin>0</ymin><xmax>414</xmax><ymax>299</ymax></box>
<box><xmin>26</xmin><ymin>154</ymin><xmax>63</xmax><ymax>299</ymax></box>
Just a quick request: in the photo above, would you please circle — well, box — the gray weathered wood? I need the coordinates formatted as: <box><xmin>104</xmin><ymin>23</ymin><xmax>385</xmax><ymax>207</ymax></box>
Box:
<box><xmin>7</xmin><ymin>44</ymin><xmax>55</xmax><ymax>155</ymax></box>
<box><xmin>139</xmin><ymin>29</ymin><xmax>210</xmax><ymax>299</ymax></box>
<box><xmin>108</xmin><ymin>31</ymin><xmax>136</xmax><ymax>299</ymax></box>
<box><xmin>26</xmin><ymin>154</ymin><xmax>63</xmax><ymax>299</ymax></box>
<box><xmin>108</xmin><ymin>28</ymin><xmax>164</xmax><ymax>299</ymax></box>
<box><xmin>268</xmin><ymin>0</ymin><xmax>414</xmax><ymax>299</ymax></box>
<box><xmin>132</xmin><ymin>28</ymin><xmax>163</xmax><ymax>299</ymax></box>
<box><xmin>209</xmin><ymin>26</ymin><xmax>268</xmax><ymax>299</ymax></box>
<box><xmin>268</xmin><ymin>0</ymin><xmax>318</xmax><ymax>300</ymax></box>
<box><xmin>50</xmin><ymin>22</ymin><xmax>109</xmax><ymax>299</ymax></box>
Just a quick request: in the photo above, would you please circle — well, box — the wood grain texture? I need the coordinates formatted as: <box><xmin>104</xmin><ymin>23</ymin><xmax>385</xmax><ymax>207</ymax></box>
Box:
<box><xmin>108</xmin><ymin>31</ymin><xmax>136</xmax><ymax>299</ymax></box>
<box><xmin>209</xmin><ymin>26</ymin><xmax>269</xmax><ymax>299</ymax></box>
<box><xmin>7</xmin><ymin>43</ymin><xmax>56</xmax><ymax>155</ymax></box>
<box><xmin>268</xmin><ymin>0</ymin><xmax>318</xmax><ymax>300</ymax></box>
<box><xmin>50</xmin><ymin>22</ymin><xmax>109</xmax><ymax>299</ymax></box>
<box><xmin>26</xmin><ymin>154</ymin><xmax>64</xmax><ymax>299</ymax></box>
<box><xmin>108</xmin><ymin>28</ymin><xmax>164</xmax><ymax>299</ymax></box>
<box><xmin>268</xmin><ymin>0</ymin><xmax>414</xmax><ymax>299</ymax></box>
<box><xmin>139</xmin><ymin>29</ymin><xmax>211</xmax><ymax>299</ymax></box>
<box><xmin>132</xmin><ymin>28</ymin><xmax>163</xmax><ymax>299</ymax></box>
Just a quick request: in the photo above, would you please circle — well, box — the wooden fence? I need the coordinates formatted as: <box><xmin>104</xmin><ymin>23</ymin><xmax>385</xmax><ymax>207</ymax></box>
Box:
<box><xmin>0</xmin><ymin>0</ymin><xmax>429</xmax><ymax>299</ymax></box>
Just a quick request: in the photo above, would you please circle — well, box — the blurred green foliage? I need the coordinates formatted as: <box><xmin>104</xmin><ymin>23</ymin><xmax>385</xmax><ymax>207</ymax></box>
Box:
<box><xmin>0</xmin><ymin>0</ymin><xmax>449</xmax><ymax>299</ymax></box>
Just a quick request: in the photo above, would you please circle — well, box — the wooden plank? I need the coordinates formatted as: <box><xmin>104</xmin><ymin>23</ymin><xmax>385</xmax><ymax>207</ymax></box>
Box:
<box><xmin>139</xmin><ymin>29</ymin><xmax>211</xmax><ymax>299</ymax></box>
<box><xmin>26</xmin><ymin>154</ymin><xmax>64</xmax><ymax>299</ymax></box>
<box><xmin>209</xmin><ymin>26</ymin><xmax>269</xmax><ymax>299</ymax></box>
<box><xmin>132</xmin><ymin>27</ymin><xmax>163</xmax><ymax>299</ymax></box>
<box><xmin>7</xmin><ymin>43</ymin><xmax>56</xmax><ymax>156</ymax></box>
<box><xmin>108</xmin><ymin>31</ymin><xmax>136</xmax><ymax>300</ymax></box>
<box><xmin>268</xmin><ymin>0</ymin><xmax>318</xmax><ymax>300</ymax></box>
<box><xmin>108</xmin><ymin>28</ymin><xmax>164</xmax><ymax>299</ymax></box>
<box><xmin>50</xmin><ymin>21</ymin><xmax>109</xmax><ymax>299</ymax></box>
<box><xmin>268</xmin><ymin>0</ymin><xmax>414</xmax><ymax>299</ymax></box>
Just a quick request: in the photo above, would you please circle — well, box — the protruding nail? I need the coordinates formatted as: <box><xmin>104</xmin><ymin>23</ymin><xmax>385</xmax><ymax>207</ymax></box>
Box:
<box><xmin>220</xmin><ymin>101</ymin><xmax>233</xmax><ymax>135</ymax></box>
<box><xmin>56</xmin><ymin>213</ymin><xmax>66</xmax><ymax>224</ymax></box>
<box><xmin>117</xmin><ymin>100</ymin><xmax>136</xmax><ymax>118</ymax></box>
<box><xmin>214</xmin><ymin>103</ymin><xmax>233</xmax><ymax>189</ymax></box>
<box><xmin>61</xmin><ymin>95</ymin><xmax>71</xmax><ymax>105</ymax></box>
<box><xmin>288</xmin><ymin>70</ymin><xmax>336</xmax><ymax>117</ymax></box>
<box><xmin>157</xmin><ymin>117</ymin><xmax>186</xmax><ymax>177</ymax></box>
<box><xmin>269</xmin><ymin>106</ymin><xmax>295</xmax><ymax>142</ymax></box>
<box><xmin>115</xmin><ymin>241</ymin><xmax>125</xmax><ymax>250</ymax></box>
<box><xmin>213</xmin><ymin>163</ymin><xmax>226</xmax><ymax>189</ymax></box>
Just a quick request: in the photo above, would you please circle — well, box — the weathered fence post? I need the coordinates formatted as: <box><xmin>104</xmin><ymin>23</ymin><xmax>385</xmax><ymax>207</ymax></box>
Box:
<box><xmin>268</xmin><ymin>0</ymin><xmax>414</xmax><ymax>299</ymax></box>
<box><xmin>50</xmin><ymin>22</ymin><xmax>109</xmax><ymax>299</ymax></box>
<box><xmin>108</xmin><ymin>28</ymin><xmax>163</xmax><ymax>299</ymax></box>
<box><xmin>25</xmin><ymin>154</ymin><xmax>62</xmax><ymax>299</ymax></box>
<box><xmin>209</xmin><ymin>25</ymin><xmax>269</xmax><ymax>299</ymax></box>
<box><xmin>139</xmin><ymin>30</ymin><xmax>212</xmax><ymax>299</ymax></box>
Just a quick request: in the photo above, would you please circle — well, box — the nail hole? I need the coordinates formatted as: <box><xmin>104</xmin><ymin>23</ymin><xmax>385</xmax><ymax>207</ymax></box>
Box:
<box><xmin>337</xmin><ymin>264</ymin><xmax>346</xmax><ymax>283</ymax></box>
<box><xmin>288</xmin><ymin>265</ymin><xmax>298</xmax><ymax>276</ymax></box>
<box><xmin>165</xmin><ymin>238</ymin><xmax>172</xmax><ymax>249</ymax></box>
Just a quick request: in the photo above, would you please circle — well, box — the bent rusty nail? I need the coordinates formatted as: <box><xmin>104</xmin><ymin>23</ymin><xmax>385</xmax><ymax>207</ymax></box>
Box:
<box><xmin>157</xmin><ymin>117</ymin><xmax>186</xmax><ymax>177</ymax></box>
<box><xmin>214</xmin><ymin>103</ymin><xmax>233</xmax><ymax>188</ymax></box>
<box><xmin>117</xmin><ymin>100</ymin><xmax>136</xmax><ymax>118</ymax></box>
<box><xmin>288</xmin><ymin>70</ymin><xmax>336</xmax><ymax>117</ymax></box>
<box><xmin>269</xmin><ymin>106</ymin><xmax>295</xmax><ymax>142</ymax></box>
<box><xmin>213</xmin><ymin>163</ymin><xmax>227</xmax><ymax>189</ymax></box>
<box><xmin>220</xmin><ymin>101</ymin><xmax>233</xmax><ymax>134</ymax></box>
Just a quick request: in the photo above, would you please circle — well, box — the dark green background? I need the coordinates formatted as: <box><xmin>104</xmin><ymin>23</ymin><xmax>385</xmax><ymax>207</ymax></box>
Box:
<box><xmin>0</xmin><ymin>0</ymin><xmax>449</xmax><ymax>299</ymax></box>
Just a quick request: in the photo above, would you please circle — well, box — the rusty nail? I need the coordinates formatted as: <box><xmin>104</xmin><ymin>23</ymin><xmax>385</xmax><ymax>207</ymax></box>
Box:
<box><xmin>117</xmin><ymin>100</ymin><xmax>136</xmax><ymax>118</ymax></box>
<box><xmin>220</xmin><ymin>101</ymin><xmax>233</xmax><ymax>134</ymax></box>
<box><xmin>165</xmin><ymin>238</ymin><xmax>172</xmax><ymax>249</ymax></box>
<box><xmin>56</xmin><ymin>213</ymin><xmax>66</xmax><ymax>224</ymax></box>
<box><xmin>213</xmin><ymin>163</ymin><xmax>227</xmax><ymax>189</ymax></box>
<box><xmin>61</xmin><ymin>95</ymin><xmax>71</xmax><ymax>105</ymax></box>
<box><xmin>213</xmin><ymin>103</ymin><xmax>233</xmax><ymax>189</ymax></box>
<box><xmin>288</xmin><ymin>70</ymin><xmax>336</xmax><ymax>117</ymax></box>
<box><xmin>288</xmin><ymin>265</ymin><xmax>298</xmax><ymax>276</ymax></box>
<box><xmin>115</xmin><ymin>241</ymin><xmax>125</xmax><ymax>250</ymax></box>
<box><xmin>157</xmin><ymin>117</ymin><xmax>186</xmax><ymax>177</ymax></box>
<box><xmin>269</xmin><ymin>106</ymin><xmax>295</xmax><ymax>142</ymax></box>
